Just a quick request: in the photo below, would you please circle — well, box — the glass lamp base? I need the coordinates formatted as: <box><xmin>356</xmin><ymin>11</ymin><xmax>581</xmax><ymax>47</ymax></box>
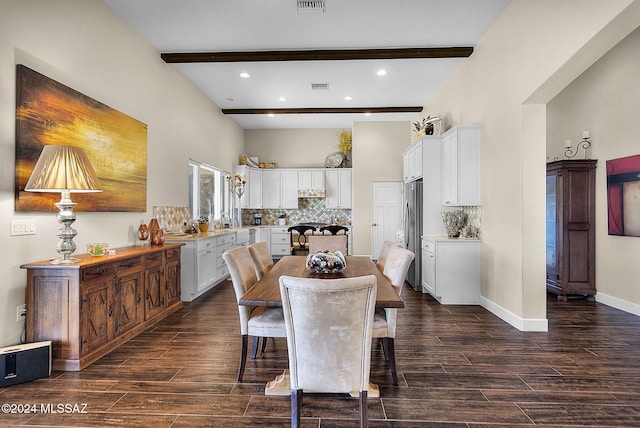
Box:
<box><xmin>50</xmin><ymin>257</ymin><xmax>81</xmax><ymax>265</ymax></box>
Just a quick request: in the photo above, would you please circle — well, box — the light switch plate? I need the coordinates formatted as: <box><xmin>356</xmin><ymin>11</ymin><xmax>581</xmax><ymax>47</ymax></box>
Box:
<box><xmin>10</xmin><ymin>219</ymin><xmax>36</xmax><ymax>236</ymax></box>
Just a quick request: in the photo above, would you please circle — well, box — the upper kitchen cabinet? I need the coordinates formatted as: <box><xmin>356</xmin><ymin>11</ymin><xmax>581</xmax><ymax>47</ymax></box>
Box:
<box><xmin>298</xmin><ymin>169</ymin><xmax>325</xmax><ymax>193</ymax></box>
<box><xmin>261</xmin><ymin>169</ymin><xmax>299</xmax><ymax>209</ymax></box>
<box><xmin>325</xmin><ymin>169</ymin><xmax>352</xmax><ymax>209</ymax></box>
<box><xmin>441</xmin><ymin>125</ymin><xmax>481</xmax><ymax>206</ymax></box>
<box><xmin>403</xmin><ymin>139</ymin><xmax>423</xmax><ymax>182</ymax></box>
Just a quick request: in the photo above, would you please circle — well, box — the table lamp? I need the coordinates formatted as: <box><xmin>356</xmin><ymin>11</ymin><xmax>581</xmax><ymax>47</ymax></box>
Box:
<box><xmin>25</xmin><ymin>145</ymin><xmax>102</xmax><ymax>264</ymax></box>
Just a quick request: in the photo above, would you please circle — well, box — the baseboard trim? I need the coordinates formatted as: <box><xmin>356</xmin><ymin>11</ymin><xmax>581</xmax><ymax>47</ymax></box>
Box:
<box><xmin>480</xmin><ymin>296</ymin><xmax>549</xmax><ymax>332</ymax></box>
<box><xmin>596</xmin><ymin>292</ymin><xmax>640</xmax><ymax>316</ymax></box>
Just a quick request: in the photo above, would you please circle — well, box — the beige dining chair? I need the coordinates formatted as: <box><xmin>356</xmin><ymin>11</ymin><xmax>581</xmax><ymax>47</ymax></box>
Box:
<box><xmin>372</xmin><ymin>246</ymin><xmax>414</xmax><ymax>385</ymax></box>
<box><xmin>307</xmin><ymin>234</ymin><xmax>348</xmax><ymax>255</ymax></box>
<box><xmin>247</xmin><ymin>241</ymin><xmax>274</xmax><ymax>280</ymax></box>
<box><xmin>222</xmin><ymin>246</ymin><xmax>286</xmax><ymax>382</ymax></box>
<box><xmin>375</xmin><ymin>240</ymin><xmax>401</xmax><ymax>272</ymax></box>
<box><xmin>279</xmin><ymin>274</ymin><xmax>377</xmax><ymax>428</ymax></box>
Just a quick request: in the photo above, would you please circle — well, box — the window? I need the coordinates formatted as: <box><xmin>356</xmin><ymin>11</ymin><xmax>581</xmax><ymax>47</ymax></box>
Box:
<box><xmin>189</xmin><ymin>160</ymin><xmax>230</xmax><ymax>221</ymax></box>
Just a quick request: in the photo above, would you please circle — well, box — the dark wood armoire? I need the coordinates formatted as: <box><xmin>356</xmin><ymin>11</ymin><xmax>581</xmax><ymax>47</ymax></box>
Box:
<box><xmin>546</xmin><ymin>159</ymin><xmax>597</xmax><ymax>299</ymax></box>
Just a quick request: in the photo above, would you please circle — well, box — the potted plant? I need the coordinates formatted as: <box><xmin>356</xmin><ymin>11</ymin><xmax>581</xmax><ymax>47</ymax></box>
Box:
<box><xmin>198</xmin><ymin>215</ymin><xmax>210</xmax><ymax>233</ymax></box>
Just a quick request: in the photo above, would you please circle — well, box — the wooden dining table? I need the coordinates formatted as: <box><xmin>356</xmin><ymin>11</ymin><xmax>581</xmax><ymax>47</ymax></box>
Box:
<box><xmin>239</xmin><ymin>255</ymin><xmax>404</xmax><ymax>309</ymax></box>
<box><xmin>240</xmin><ymin>255</ymin><xmax>404</xmax><ymax>397</ymax></box>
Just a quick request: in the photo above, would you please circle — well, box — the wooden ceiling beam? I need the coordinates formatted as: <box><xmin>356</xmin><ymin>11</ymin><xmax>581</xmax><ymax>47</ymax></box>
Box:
<box><xmin>221</xmin><ymin>107</ymin><xmax>423</xmax><ymax>115</ymax></box>
<box><xmin>161</xmin><ymin>47</ymin><xmax>473</xmax><ymax>63</ymax></box>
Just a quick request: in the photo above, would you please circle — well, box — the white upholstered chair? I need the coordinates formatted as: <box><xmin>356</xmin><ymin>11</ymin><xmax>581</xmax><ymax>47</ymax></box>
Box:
<box><xmin>307</xmin><ymin>235</ymin><xmax>348</xmax><ymax>255</ymax></box>
<box><xmin>375</xmin><ymin>240</ymin><xmax>401</xmax><ymax>272</ymax></box>
<box><xmin>372</xmin><ymin>246</ymin><xmax>414</xmax><ymax>385</ymax></box>
<box><xmin>247</xmin><ymin>241</ymin><xmax>274</xmax><ymax>280</ymax></box>
<box><xmin>279</xmin><ymin>274</ymin><xmax>377</xmax><ymax>428</ymax></box>
<box><xmin>222</xmin><ymin>246</ymin><xmax>286</xmax><ymax>382</ymax></box>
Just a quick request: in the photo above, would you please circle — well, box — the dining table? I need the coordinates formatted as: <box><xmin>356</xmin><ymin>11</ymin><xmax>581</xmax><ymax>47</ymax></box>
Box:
<box><xmin>239</xmin><ymin>255</ymin><xmax>405</xmax><ymax>309</ymax></box>
<box><xmin>239</xmin><ymin>255</ymin><xmax>404</xmax><ymax>397</ymax></box>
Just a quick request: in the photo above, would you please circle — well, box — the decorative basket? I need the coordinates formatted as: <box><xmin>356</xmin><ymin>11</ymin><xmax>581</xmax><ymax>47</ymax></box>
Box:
<box><xmin>306</xmin><ymin>250</ymin><xmax>347</xmax><ymax>273</ymax></box>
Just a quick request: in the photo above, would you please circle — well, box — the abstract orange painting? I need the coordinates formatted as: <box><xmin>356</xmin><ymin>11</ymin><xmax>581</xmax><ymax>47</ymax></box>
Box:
<box><xmin>15</xmin><ymin>65</ymin><xmax>147</xmax><ymax>212</ymax></box>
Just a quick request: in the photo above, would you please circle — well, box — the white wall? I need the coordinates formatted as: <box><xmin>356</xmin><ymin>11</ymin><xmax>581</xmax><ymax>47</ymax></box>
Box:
<box><xmin>0</xmin><ymin>0</ymin><xmax>244</xmax><ymax>346</ymax></box>
<box><xmin>547</xmin><ymin>27</ymin><xmax>640</xmax><ymax>312</ymax></box>
<box><xmin>416</xmin><ymin>0</ymin><xmax>640</xmax><ymax>329</ymax></box>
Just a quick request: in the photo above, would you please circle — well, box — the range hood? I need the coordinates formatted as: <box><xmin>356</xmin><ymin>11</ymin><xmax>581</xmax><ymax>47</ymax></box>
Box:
<box><xmin>298</xmin><ymin>189</ymin><xmax>326</xmax><ymax>198</ymax></box>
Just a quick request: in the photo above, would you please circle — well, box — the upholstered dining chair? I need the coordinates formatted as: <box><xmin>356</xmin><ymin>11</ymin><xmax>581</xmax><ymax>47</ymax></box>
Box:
<box><xmin>319</xmin><ymin>225</ymin><xmax>349</xmax><ymax>254</ymax></box>
<box><xmin>307</xmin><ymin>234</ymin><xmax>348</xmax><ymax>255</ymax></box>
<box><xmin>279</xmin><ymin>274</ymin><xmax>377</xmax><ymax>428</ymax></box>
<box><xmin>287</xmin><ymin>225</ymin><xmax>317</xmax><ymax>255</ymax></box>
<box><xmin>372</xmin><ymin>246</ymin><xmax>414</xmax><ymax>386</ymax></box>
<box><xmin>247</xmin><ymin>241</ymin><xmax>274</xmax><ymax>280</ymax></box>
<box><xmin>222</xmin><ymin>246</ymin><xmax>286</xmax><ymax>382</ymax></box>
<box><xmin>375</xmin><ymin>240</ymin><xmax>401</xmax><ymax>272</ymax></box>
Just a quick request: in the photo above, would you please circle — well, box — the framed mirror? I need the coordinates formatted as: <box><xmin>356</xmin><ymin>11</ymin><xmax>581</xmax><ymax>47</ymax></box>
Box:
<box><xmin>189</xmin><ymin>159</ymin><xmax>231</xmax><ymax>222</ymax></box>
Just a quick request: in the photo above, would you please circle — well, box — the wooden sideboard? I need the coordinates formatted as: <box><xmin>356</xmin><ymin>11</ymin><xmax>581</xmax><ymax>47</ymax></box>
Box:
<box><xmin>21</xmin><ymin>244</ymin><xmax>183</xmax><ymax>371</ymax></box>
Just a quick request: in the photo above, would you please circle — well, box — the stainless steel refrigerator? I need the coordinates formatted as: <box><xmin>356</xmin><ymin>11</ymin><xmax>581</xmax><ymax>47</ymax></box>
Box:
<box><xmin>404</xmin><ymin>180</ymin><xmax>423</xmax><ymax>291</ymax></box>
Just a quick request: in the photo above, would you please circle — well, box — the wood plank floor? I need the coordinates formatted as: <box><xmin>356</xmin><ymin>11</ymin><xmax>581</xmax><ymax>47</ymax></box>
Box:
<box><xmin>2</xmin><ymin>279</ymin><xmax>640</xmax><ymax>427</ymax></box>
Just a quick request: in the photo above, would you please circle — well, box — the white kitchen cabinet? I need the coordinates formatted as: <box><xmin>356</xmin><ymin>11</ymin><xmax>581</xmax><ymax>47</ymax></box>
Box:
<box><xmin>260</xmin><ymin>169</ymin><xmax>299</xmax><ymax>209</ymax></box>
<box><xmin>403</xmin><ymin>140</ymin><xmax>423</xmax><ymax>182</ymax></box>
<box><xmin>421</xmin><ymin>237</ymin><xmax>480</xmax><ymax>304</ymax></box>
<box><xmin>441</xmin><ymin>125</ymin><xmax>481</xmax><ymax>206</ymax></box>
<box><xmin>269</xmin><ymin>227</ymin><xmax>291</xmax><ymax>257</ymax></box>
<box><xmin>325</xmin><ymin>169</ymin><xmax>352</xmax><ymax>208</ymax></box>
<box><xmin>298</xmin><ymin>169</ymin><xmax>325</xmax><ymax>191</ymax></box>
<box><xmin>175</xmin><ymin>231</ymin><xmax>237</xmax><ymax>302</ymax></box>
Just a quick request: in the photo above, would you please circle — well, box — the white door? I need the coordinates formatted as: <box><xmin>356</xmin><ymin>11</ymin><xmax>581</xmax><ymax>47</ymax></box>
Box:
<box><xmin>371</xmin><ymin>181</ymin><xmax>403</xmax><ymax>260</ymax></box>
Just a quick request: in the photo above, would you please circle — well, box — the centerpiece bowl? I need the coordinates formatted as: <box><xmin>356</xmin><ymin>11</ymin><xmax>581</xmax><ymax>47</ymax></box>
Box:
<box><xmin>306</xmin><ymin>250</ymin><xmax>347</xmax><ymax>273</ymax></box>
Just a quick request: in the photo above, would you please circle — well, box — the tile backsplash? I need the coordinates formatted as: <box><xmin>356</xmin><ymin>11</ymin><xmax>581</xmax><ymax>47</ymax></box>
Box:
<box><xmin>153</xmin><ymin>206</ymin><xmax>190</xmax><ymax>232</ymax></box>
<box><xmin>242</xmin><ymin>197</ymin><xmax>351</xmax><ymax>226</ymax></box>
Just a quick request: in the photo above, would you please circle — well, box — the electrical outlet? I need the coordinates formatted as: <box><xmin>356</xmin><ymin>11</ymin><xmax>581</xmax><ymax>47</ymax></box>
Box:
<box><xmin>17</xmin><ymin>304</ymin><xmax>26</xmax><ymax>322</ymax></box>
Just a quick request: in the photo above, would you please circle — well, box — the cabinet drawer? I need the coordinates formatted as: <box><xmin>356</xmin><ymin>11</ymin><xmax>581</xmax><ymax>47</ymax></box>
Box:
<box><xmin>196</xmin><ymin>237</ymin><xmax>217</xmax><ymax>252</ymax></box>
<box><xmin>144</xmin><ymin>251</ymin><xmax>163</xmax><ymax>267</ymax></box>
<box><xmin>82</xmin><ymin>263</ymin><xmax>116</xmax><ymax>282</ymax></box>
<box><xmin>216</xmin><ymin>234</ymin><xmax>236</xmax><ymax>246</ymax></box>
<box><xmin>422</xmin><ymin>240</ymin><xmax>436</xmax><ymax>253</ymax></box>
<box><xmin>215</xmin><ymin>242</ymin><xmax>236</xmax><ymax>258</ymax></box>
<box><xmin>271</xmin><ymin>243</ymin><xmax>291</xmax><ymax>255</ymax></box>
<box><xmin>271</xmin><ymin>233</ymin><xmax>289</xmax><ymax>244</ymax></box>
<box><xmin>216</xmin><ymin>265</ymin><xmax>230</xmax><ymax>279</ymax></box>
<box><xmin>271</xmin><ymin>227</ymin><xmax>289</xmax><ymax>234</ymax></box>
<box><xmin>165</xmin><ymin>247</ymin><xmax>181</xmax><ymax>262</ymax></box>
<box><xmin>116</xmin><ymin>256</ymin><xmax>143</xmax><ymax>275</ymax></box>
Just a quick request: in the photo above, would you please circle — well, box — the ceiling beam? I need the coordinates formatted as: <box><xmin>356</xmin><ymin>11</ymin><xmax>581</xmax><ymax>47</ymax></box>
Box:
<box><xmin>221</xmin><ymin>107</ymin><xmax>423</xmax><ymax>115</ymax></box>
<box><xmin>161</xmin><ymin>47</ymin><xmax>473</xmax><ymax>63</ymax></box>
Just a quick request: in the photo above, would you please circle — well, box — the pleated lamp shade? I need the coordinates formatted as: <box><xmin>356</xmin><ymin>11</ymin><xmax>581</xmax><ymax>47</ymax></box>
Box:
<box><xmin>25</xmin><ymin>145</ymin><xmax>102</xmax><ymax>193</ymax></box>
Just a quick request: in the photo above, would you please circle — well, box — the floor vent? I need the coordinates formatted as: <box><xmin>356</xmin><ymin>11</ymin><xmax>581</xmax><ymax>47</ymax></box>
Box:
<box><xmin>296</xmin><ymin>1</ymin><xmax>326</xmax><ymax>14</ymax></box>
<box><xmin>311</xmin><ymin>82</ymin><xmax>329</xmax><ymax>90</ymax></box>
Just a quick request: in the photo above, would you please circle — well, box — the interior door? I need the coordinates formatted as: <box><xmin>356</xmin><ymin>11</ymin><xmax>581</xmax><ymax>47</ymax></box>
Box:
<box><xmin>371</xmin><ymin>181</ymin><xmax>403</xmax><ymax>259</ymax></box>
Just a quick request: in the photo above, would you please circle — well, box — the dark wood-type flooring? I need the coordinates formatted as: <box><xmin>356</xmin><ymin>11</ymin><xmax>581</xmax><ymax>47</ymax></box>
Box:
<box><xmin>2</xmin><ymin>279</ymin><xmax>640</xmax><ymax>427</ymax></box>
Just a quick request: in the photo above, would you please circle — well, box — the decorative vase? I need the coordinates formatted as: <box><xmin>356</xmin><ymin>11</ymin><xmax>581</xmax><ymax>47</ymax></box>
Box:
<box><xmin>151</xmin><ymin>229</ymin><xmax>165</xmax><ymax>245</ymax></box>
<box><xmin>148</xmin><ymin>218</ymin><xmax>160</xmax><ymax>244</ymax></box>
<box><xmin>441</xmin><ymin>210</ymin><xmax>466</xmax><ymax>238</ymax></box>
<box><xmin>199</xmin><ymin>222</ymin><xmax>209</xmax><ymax>233</ymax></box>
<box><xmin>137</xmin><ymin>223</ymin><xmax>149</xmax><ymax>242</ymax></box>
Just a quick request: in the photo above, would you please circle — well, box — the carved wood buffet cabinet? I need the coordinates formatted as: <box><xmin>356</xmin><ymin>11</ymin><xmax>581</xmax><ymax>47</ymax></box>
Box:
<box><xmin>21</xmin><ymin>243</ymin><xmax>182</xmax><ymax>371</ymax></box>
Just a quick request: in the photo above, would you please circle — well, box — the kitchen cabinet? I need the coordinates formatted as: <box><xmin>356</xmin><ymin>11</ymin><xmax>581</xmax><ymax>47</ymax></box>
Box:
<box><xmin>325</xmin><ymin>169</ymin><xmax>352</xmax><ymax>208</ymax></box>
<box><xmin>403</xmin><ymin>139</ymin><xmax>423</xmax><ymax>182</ymax></box>
<box><xmin>269</xmin><ymin>226</ymin><xmax>291</xmax><ymax>257</ymax></box>
<box><xmin>441</xmin><ymin>125</ymin><xmax>481</xmax><ymax>206</ymax></box>
<box><xmin>176</xmin><ymin>231</ymin><xmax>237</xmax><ymax>302</ymax></box>
<box><xmin>261</xmin><ymin>169</ymin><xmax>299</xmax><ymax>209</ymax></box>
<box><xmin>421</xmin><ymin>238</ymin><xmax>480</xmax><ymax>304</ymax></box>
<box><xmin>298</xmin><ymin>169</ymin><xmax>325</xmax><ymax>191</ymax></box>
<box><xmin>22</xmin><ymin>244</ymin><xmax>183</xmax><ymax>371</ymax></box>
<box><xmin>546</xmin><ymin>160</ymin><xmax>597</xmax><ymax>299</ymax></box>
<box><xmin>246</xmin><ymin>168</ymin><xmax>263</xmax><ymax>209</ymax></box>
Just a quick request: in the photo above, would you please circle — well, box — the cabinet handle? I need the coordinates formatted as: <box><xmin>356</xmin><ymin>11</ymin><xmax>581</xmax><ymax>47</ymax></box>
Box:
<box><xmin>108</xmin><ymin>304</ymin><xmax>113</xmax><ymax>317</ymax></box>
<box><xmin>137</xmin><ymin>293</ymin><xmax>141</xmax><ymax>304</ymax></box>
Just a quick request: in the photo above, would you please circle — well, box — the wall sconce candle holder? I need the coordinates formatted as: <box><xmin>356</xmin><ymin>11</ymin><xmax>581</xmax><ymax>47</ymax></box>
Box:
<box><xmin>564</xmin><ymin>131</ymin><xmax>591</xmax><ymax>159</ymax></box>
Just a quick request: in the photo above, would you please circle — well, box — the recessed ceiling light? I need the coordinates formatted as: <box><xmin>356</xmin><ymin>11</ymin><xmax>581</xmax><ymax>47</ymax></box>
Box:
<box><xmin>240</xmin><ymin>72</ymin><xmax>250</xmax><ymax>78</ymax></box>
<box><xmin>344</xmin><ymin>96</ymin><xmax>353</xmax><ymax>101</ymax></box>
<box><xmin>278</xmin><ymin>96</ymin><xmax>287</xmax><ymax>102</ymax></box>
<box><xmin>364</xmin><ymin>112</ymin><xmax>371</xmax><ymax>116</ymax></box>
<box><xmin>268</xmin><ymin>113</ymin><xmax>275</xmax><ymax>117</ymax></box>
<box><xmin>377</xmin><ymin>69</ymin><xmax>387</xmax><ymax>76</ymax></box>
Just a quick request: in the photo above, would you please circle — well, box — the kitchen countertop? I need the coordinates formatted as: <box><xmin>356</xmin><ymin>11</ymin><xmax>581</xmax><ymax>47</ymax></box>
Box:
<box><xmin>164</xmin><ymin>226</ymin><xmax>254</xmax><ymax>241</ymax></box>
<box><xmin>422</xmin><ymin>235</ymin><xmax>481</xmax><ymax>242</ymax></box>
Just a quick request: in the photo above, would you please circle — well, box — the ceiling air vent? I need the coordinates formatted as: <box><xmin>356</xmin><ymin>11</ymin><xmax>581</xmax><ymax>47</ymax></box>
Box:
<box><xmin>311</xmin><ymin>82</ymin><xmax>329</xmax><ymax>90</ymax></box>
<box><xmin>297</xmin><ymin>0</ymin><xmax>326</xmax><ymax>14</ymax></box>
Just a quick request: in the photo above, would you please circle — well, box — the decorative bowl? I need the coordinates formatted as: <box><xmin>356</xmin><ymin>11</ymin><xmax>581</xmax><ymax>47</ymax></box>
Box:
<box><xmin>306</xmin><ymin>250</ymin><xmax>347</xmax><ymax>273</ymax></box>
<box><xmin>87</xmin><ymin>243</ymin><xmax>109</xmax><ymax>256</ymax></box>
